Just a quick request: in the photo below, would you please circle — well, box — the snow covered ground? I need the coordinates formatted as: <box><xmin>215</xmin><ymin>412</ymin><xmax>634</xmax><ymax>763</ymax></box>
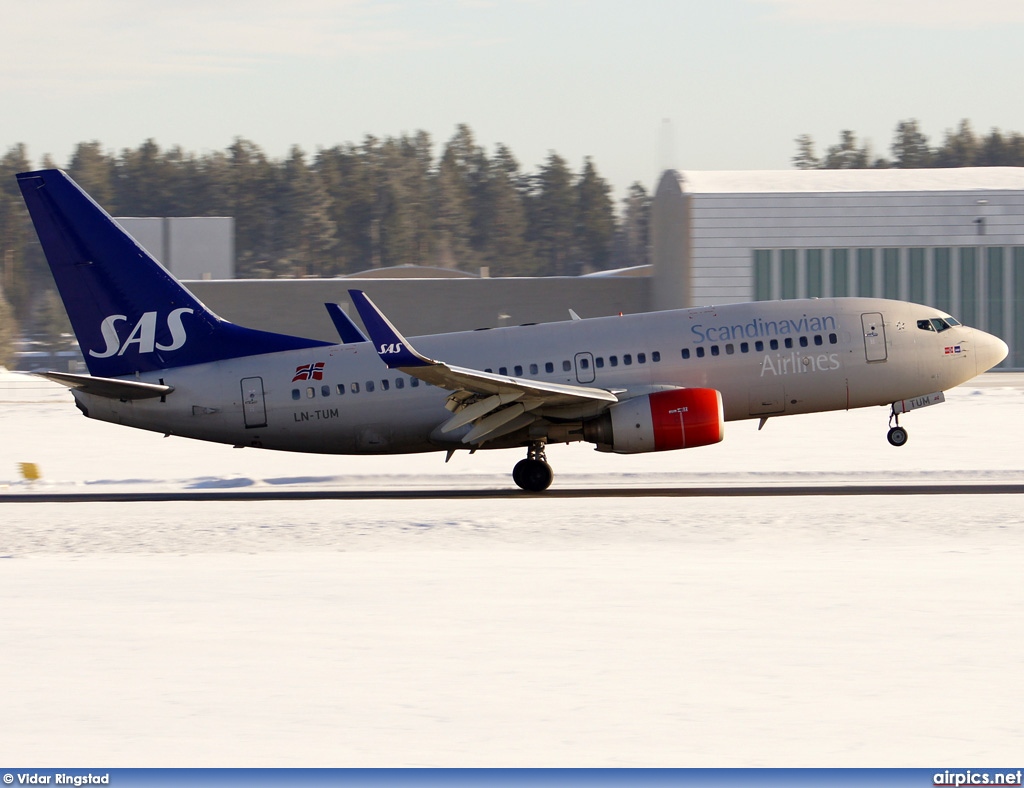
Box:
<box><xmin>1</xmin><ymin>370</ymin><xmax>1023</xmax><ymax>766</ymax></box>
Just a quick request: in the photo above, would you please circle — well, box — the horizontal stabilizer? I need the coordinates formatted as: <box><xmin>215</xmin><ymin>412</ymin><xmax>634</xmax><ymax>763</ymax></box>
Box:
<box><xmin>34</xmin><ymin>371</ymin><xmax>174</xmax><ymax>400</ymax></box>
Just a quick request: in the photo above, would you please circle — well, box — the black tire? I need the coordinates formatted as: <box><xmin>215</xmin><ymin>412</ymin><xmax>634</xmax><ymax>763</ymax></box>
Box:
<box><xmin>513</xmin><ymin>459</ymin><xmax>554</xmax><ymax>492</ymax></box>
<box><xmin>887</xmin><ymin>426</ymin><xmax>909</xmax><ymax>447</ymax></box>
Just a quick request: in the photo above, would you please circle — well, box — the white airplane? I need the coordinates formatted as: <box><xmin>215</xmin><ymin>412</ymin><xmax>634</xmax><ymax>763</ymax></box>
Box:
<box><xmin>16</xmin><ymin>169</ymin><xmax>1009</xmax><ymax>491</ymax></box>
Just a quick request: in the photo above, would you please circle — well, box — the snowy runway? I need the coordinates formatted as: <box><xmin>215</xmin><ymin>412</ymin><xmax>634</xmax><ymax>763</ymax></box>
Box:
<box><xmin>1</xmin><ymin>372</ymin><xmax>1023</xmax><ymax>765</ymax></box>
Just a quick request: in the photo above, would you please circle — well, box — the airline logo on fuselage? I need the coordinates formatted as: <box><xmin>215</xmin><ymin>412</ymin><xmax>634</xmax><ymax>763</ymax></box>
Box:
<box><xmin>689</xmin><ymin>314</ymin><xmax>838</xmax><ymax>344</ymax></box>
<box><xmin>89</xmin><ymin>308</ymin><xmax>194</xmax><ymax>358</ymax></box>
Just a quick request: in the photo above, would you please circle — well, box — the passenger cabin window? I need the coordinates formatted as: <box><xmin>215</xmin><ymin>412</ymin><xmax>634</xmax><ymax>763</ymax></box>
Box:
<box><xmin>530</xmin><ymin>363</ymin><xmax>538</xmax><ymax>375</ymax></box>
<box><xmin>681</xmin><ymin>348</ymin><xmax>691</xmax><ymax>360</ymax></box>
<box><xmin>562</xmin><ymin>360</ymin><xmax>572</xmax><ymax>372</ymax></box>
<box><xmin>292</xmin><ymin>389</ymin><xmax>301</xmax><ymax>400</ymax></box>
<box><xmin>321</xmin><ymin>385</ymin><xmax>331</xmax><ymax>397</ymax></box>
<box><xmin>545</xmin><ymin>362</ymin><xmax>554</xmax><ymax>373</ymax></box>
<box><xmin>652</xmin><ymin>351</ymin><xmax>661</xmax><ymax>362</ymax></box>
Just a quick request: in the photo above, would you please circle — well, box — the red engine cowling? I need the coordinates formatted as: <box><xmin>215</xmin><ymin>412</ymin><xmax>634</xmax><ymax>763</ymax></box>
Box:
<box><xmin>583</xmin><ymin>388</ymin><xmax>724</xmax><ymax>454</ymax></box>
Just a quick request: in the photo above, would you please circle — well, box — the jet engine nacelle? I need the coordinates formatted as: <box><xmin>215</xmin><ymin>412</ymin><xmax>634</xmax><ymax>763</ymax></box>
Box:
<box><xmin>583</xmin><ymin>388</ymin><xmax>724</xmax><ymax>454</ymax></box>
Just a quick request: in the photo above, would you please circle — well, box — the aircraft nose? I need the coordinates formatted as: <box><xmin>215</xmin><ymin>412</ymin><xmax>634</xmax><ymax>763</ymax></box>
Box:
<box><xmin>974</xmin><ymin>329</ymin><xmax>1009</xmax><ymax>374</ymax></box>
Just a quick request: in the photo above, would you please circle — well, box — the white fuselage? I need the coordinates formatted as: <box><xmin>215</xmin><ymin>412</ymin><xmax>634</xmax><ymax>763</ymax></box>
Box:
<box><xmin>72</xmin><ymin>297</ymin><xmax>1003</xmax><ymax>455</ymax></box>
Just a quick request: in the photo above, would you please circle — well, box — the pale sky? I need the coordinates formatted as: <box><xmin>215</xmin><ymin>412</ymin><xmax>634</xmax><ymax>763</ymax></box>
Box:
<box><xmin>4</xmin><ymin>0</ymin><xmax>1024</xmax><ymax>199</ymax></box>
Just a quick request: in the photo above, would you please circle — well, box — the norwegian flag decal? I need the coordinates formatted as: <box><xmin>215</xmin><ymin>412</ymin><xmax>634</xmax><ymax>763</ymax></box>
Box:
<box><xmin>944</xmin><ymin>345</ymin><xmax>962</xmax><ymax>355</ymax></box>
<box><xmin>292</xmin><ymin>361</ymin><xmax>325</xmax><ymax>382</ymax></box>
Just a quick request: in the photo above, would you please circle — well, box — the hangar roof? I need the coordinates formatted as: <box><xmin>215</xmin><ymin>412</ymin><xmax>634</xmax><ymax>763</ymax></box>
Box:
<box><xmin>671</xmin><ymin>167</ymin><xmax>1024</xmax><ymax>194</ymax></box>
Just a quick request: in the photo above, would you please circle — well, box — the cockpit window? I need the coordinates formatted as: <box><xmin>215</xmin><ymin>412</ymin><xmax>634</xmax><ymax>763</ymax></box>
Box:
<box><xmin>918</xmin><ymin>316</ymin><xmax>961</xmax><ymax>333</ymax></box>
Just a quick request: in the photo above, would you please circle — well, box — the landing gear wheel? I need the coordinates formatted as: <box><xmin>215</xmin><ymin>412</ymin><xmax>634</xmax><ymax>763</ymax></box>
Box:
<box><xmin>887</xmin><ymin>426</ymin><xmax>909</xmax><ymax>447</ymax></box>
<box><xmin>513</xmin><ymin>459</ymin><xmax>554</xmax><ymax>492</ymax></box>
<box><xmin>513</xmin><ymin>440</ymin><xmax>553</xmax><ymax>491</ymax></box>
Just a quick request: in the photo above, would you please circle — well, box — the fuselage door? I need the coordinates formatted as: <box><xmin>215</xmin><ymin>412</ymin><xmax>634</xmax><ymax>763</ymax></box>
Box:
<box><xmin>861</xmin><ymin>312</ymin><xmax>888</xmax><ymax>362</ymax></box>
<box><xmin>241</xmin><ymin>376</ymin><xmax>267</xmax><ymax>428</ymax></box>
<box><xmin>575</xmin><ymin>352</ymin><xmax>596</xmax><ymax>384</ymax></box>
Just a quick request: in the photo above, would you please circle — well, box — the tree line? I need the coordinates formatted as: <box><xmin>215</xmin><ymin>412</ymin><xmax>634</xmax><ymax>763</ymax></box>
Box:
<box><xmin>0</xmin><ymin>126</ymin><xmax>653</xmax><ymax>348</ymax></box>
<box><xmin>3</xmin><ymin>117</ymin><xmax>1024</xmax><ymax>367</ymax></box>
<box><xmin>793</xmin><ymin>119</ymin><xmax>1024</xmax><ymax>169</ymax></box>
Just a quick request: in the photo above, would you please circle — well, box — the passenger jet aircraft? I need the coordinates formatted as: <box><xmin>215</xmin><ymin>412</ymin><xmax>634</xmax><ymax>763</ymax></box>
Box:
<box><xmin>16</xmin><ymin>169</ymin><xmax>1009</xmax><ymax>491</ymax></box>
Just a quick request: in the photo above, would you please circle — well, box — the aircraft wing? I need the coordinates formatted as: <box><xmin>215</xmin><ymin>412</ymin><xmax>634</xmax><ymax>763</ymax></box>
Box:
<box><xmin>348</xmin><ymin>289</ymin><xmax>618</xmax><ymax>444</ymax></box>
<box><xmin>33</xmin><ymin>371</ymin><xmax>174</xmax><ymax>400</ymax></box>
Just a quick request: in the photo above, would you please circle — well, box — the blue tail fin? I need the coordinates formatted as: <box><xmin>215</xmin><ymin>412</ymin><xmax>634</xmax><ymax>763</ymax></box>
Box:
<box><xmin>17</xmin><ymin>170</ymin><xmax>330</xmax><ymax>377</ymax></box>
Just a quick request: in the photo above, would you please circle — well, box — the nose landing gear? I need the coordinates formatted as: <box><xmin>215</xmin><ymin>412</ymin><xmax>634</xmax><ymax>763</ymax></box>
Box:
<box><xmin>512</xmin><ymin>440</ymin><xmax>554</xmax><ymax>492</ymax></box>
<box><xmin>887</xmin><ymin>406</ymin><xmax>909</xmax><ymax>447</ymax></box>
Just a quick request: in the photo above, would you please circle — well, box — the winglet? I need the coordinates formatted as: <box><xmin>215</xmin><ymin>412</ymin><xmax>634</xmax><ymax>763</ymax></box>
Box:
<box><xmin>324</xmin><ymin>303</ymin><xmax>368</xmax><ymax>344</ymax></box>
<box><xmin>348</xmin><ymin>290</ymin><xmax>432</xmax><ymax>368</ymax></box>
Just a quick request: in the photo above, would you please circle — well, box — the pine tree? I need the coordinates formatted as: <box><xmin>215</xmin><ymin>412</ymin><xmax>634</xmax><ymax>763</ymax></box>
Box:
<box><xmin>821</xmin><ymin>130</ymin><xmax>871</xmax><ymax>169</ymax></box>
<box><xmin>934</xmin><ymin>120</ymin><xmax>978</xmax><ymax>167</ymax></box>
<box><xmin>616</xmin><ymin>182</ymin><xmax>650</xmax><ymax>268</ymax></box>
<box><xmin>792</xmin><ymin>134</ymin><xmax>820</xmax><ymax>169</ymax></box>
<box><xmin>0</xmin><ymin>144</ymin><xmax>41</xmax><ymax>321</ymax></box>
<box><xmin>477</xmin><ymin>144</ymin><xmax>533</xmax><ymax>276</ymax></box>
<box><xmin>891</xmin><ymin>120</ymin><xmax>932</xmax><ymax>168</ymax></box>
<box><xmin>528</xmin><ymin>153</ymin><xmax>576</xmax><ymax>276</ymax></box>
<box><xmin>432</xmin><ymin>126</ymin><xmax>483</xmax><ymax>269</ymax></box>
<box><xmin>575</xmin><ymin>157</ymin><xmax>615</xmax><ymax>273</ymax></box>
<box><xmin>67</xmin><ymin>142</ymin><xmax>116</xmax><ymax>209</ymax></box>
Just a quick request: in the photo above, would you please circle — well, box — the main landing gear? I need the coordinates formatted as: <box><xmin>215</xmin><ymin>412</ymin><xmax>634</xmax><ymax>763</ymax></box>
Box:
<box><xmin>887</xmin><ymin>406</ymin><xmax>909</xmax><ymax>447</ymax></box>
<box><xmin>513</xmin><ymin>440</ymin><xmax>554</xmax><ymax>492</ymax></box>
